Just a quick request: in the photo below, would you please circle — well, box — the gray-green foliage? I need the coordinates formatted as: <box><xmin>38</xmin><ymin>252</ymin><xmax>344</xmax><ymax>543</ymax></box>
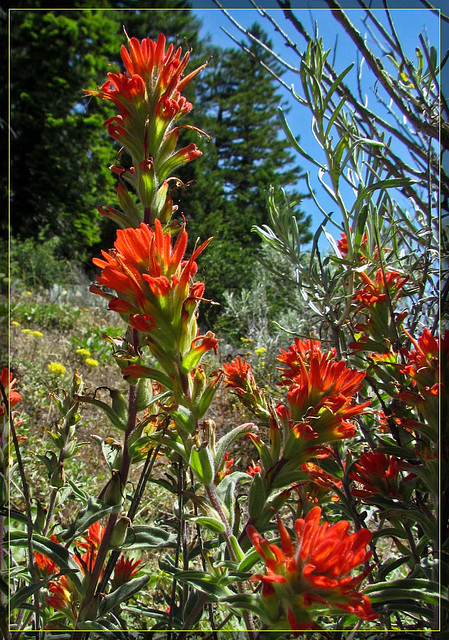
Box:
<box><xmin>221</xmin><ymin>4</ymin><xmax>442</xmax><ymax>345</ymax></box>
<box><xmin>10</xmin><ymin>234</ymin><xmax>83</xmax><ymax>290</ymax></box>
<box><xmin>220</xmin><ymin>243</ymin><xmax>317</xmax><ymax>357</ymax></box>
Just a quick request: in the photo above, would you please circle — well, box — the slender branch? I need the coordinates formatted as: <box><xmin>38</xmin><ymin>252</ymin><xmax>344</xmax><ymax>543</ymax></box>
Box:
<box><xmin>324</xmin><ymin>0</ymin><xmax>448</xmax><ymax>148</ymax></box>
<box><xmin>277</xmin><ymin>0</ymin><xmax>443</xmax><ymax>168</ymax></box>
<box><xmin>418</xmin><ymin>0</ymin><xmax>449</xmax><ymax>24</ymax></box>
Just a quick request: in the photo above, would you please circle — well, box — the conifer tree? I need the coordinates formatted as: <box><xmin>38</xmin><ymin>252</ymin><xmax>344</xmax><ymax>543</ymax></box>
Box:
<box><xmin>7</xmin><ymin>1</ymin><xmax>202</xmax><ymax>261</ymax></box>
<box><xmin>178</xmin><ymin>23</ymin><xmax>311</xmax><ymax>317</ymax></box>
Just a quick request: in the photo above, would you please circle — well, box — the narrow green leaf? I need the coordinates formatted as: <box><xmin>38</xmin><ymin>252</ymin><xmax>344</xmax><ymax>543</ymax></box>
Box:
<box><xmin>75</xmin><ymin>395</ymin><xmax>127</xmax><ymax>431</ymax></box>
<box><xmin>9</xmin><ymin>533</ymin><xmax>83</xmax><ymax>593</ymax></box>
<box><xmin>174</xmin><ymin>570</ymin><xmax>227</xmax><ymax>599</ymax></box>
<box><xmin>322</xmin><ymin>63</ymin><xmax>354</xmax><ymax>112</ymax></box>
<box><xmin>351</xmin><ymin>177</ymin><xmax>415</xmax><ymax>214</ymax></box>
<box><xmin>219</xmin><ymin>593</ymin><xmax>262</xmax><ymax>615</ymax></box>
<box><xmin>215</xmin><ymin>422</ymin><xmax>258</xmax><ymax>475</ymax></box>
<box><xmin>59</xmin><ymin>497</ymin><xmax>120</xmax><ymax>543</ymax></box>
<box><xmin>123</xmin><ymin>524</ymin><xmax>175</xmax><ymax>549</ymax></box>
<box><xmin>277</xmin><ymin>107</ymin><xmax>325</xmax><ymax>169</ymax></box>
<box><xmin>99</xmin><ymin>575</ymin><xmax>149</xmax><ymax>616</ymax></box>
<box><xmin>10</xmin><ymin>577</ymin><xmax>50</xmax><ymax>611</ymax></box>
<box><xmin>190</xmin><ymin>516</ymin><xmax>225</xmax><ymax>533</ymax></box>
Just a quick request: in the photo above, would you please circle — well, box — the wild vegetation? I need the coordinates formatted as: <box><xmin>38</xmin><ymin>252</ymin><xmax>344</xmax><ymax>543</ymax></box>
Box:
<box><xmin>2</xmin><ymin>1</ymin><xmax>446</xmax><ymax>638</ymax></box>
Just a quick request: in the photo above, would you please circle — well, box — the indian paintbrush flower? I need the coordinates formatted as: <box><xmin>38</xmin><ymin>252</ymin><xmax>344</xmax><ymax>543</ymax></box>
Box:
<box><xmin>92</xmin><ymin>220</ymin><xmax>214</xmax><ymax>376</ymax></box>
<box><xmin>222</xmin><ymin>356</ymin><xmax>270</xmax><ymax>419</ymax></box>
<box><xmin>247</xmin><ymin>506</ymin><xmax>378</xmax><ymax>632</ymax></box>
<box><xmin>276</xmin><ymin>338</ymin><xmax>370</xmax><ymax>444</ymax></box>
<box><xmin>349</xmin><ymin>452</ymin><xmax>412</xmax><ymax>500</ymax></box>
<box><xmin>85</xmin><ymin>33</ymin><xmax>207</xmax><ymax>226</ymax></box>
<box><xmin>110</xmin><ymin>555</ymin><xmax>142</xmax><ymax>590</ymax></box>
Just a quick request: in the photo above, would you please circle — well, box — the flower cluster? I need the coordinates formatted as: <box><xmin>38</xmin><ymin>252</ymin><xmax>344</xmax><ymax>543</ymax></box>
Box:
<box><xmin>275</xmin><ymin>338</ymin><xmax>370</xmax><ymax>445</ymax></box>
<box><xmin>396</xmin><ymin>328</ymin><xmax>447</xmax><ymax>432</ymax></box>
<box><xmin>37</xmin><ymin>523</ymin><xmax>141</xmax><ymax>618</ymax></box>
<box><xmin>222</xmin><ymin>355</ymin><xmax>270</xmax><ymax>418</ymax></box>
<box><xmin>350</xmin><ymin>269</ymin><xmax>408</xmax><ymax>353</ymax></box>
<box><xmin>248</xmin><ymin>507</ymin><xmax>378</xmax><ymax>632</ymax></box>
<box><xmin>91</xmin><ymin>220</ymin><xmax>217</xmax><ymax>384</ymax></box>
<box><xmin>85</xmin><ymin>33</ymin><xmax>206</xmax><ymax>226</ymax></box>
<box><xmin>349</xmin><ymin>452</ymin><xmax>413</xmax><ymax>500</ymax></box>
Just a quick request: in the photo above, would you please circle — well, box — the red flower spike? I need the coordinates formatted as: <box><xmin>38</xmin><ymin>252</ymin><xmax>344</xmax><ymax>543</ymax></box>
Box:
<box><xmin>350</xmin><ymin>452</ymin><xmax>414</xmax><ymax>500</ymax></box>
<box><xmin>92</xmin><ymin>220</ymin><xmax>216</xmax><ymax>378</ymax></box>
<box><xmin>222</xmin><ymin>356</ymin><xmax>254</xmax><ymax>395</ymax></box>
<box><xmin>85</xmin><ymin>33</ymin><xmax>206</xmax><ymax>169</ymax></box>
<box><xmin>46</xmin><ymin>577</ymin><xmax>73</xmax><ymax>611</ymax></box>
<box><xmin>276</xmin><ymin>338</ymin><xmax>369</xmax><ymax>444</ymax></box>
<box><xmin>353</xmin><ymin>269</ymin><xmax>408</xmax><ymax>307</ymax></box>
<box><xmin>248</xmin><ymin>507</ymin><xmax>378</xmax><ymax>631</ymax></box>
<box><xmin>34</xmin><ymin>535</ymin><xmax>59</xmax><ymax>577</ymax></box>
<box><xmin>111</xmin><ymin>555</ymin><xmax>142</xmax><ymax>590</ymax></box>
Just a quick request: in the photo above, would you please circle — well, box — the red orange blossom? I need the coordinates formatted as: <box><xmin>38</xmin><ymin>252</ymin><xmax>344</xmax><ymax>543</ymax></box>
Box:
<box><xmin>91</xmin><ymin>220</ymin><xmax>216</xmax><ymax>375</ymax></box>
<box><xmin>276</xmin><ymin>338</ymin><xmax>370</xmax><ymax>444</ymax></box>
<box><xmin>248</xmin><ymin>507</ymin><xmax>378</xmax><ymax>632</ymax></box>
<box><xmin>84</xmin><ymin>33</ymin><xmax>205</xmax><ymax>166</ymax></box>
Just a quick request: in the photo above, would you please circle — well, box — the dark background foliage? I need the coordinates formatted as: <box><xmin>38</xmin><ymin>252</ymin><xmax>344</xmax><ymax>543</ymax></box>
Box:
<box><xmin>5</xmin><ymin>0</ymin><xmax>311</xmax><ymax>325</ymax></box>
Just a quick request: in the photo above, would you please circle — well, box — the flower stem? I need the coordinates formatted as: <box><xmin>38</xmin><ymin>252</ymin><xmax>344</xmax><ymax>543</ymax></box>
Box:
<box><xmin>0</xmin><ymin>382</ymin><xmax>41</xmax><ymax>638</ymax></box>
<box><xmin>205</xmin><ymin>483</ymin><xmax>257</xmax><ymax>639</ymax></box>
<box><xmin>72</xmin><ymin>383</ymin><xmax>139</xmax><ymax>638</ymax></box>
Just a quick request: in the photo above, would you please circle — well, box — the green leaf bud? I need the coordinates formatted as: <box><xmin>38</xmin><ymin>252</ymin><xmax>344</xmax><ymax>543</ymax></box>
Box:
<box><xmin>189</xmin><ymin>443</ymin><xmax>215</xmax><ymax>487</ymax></box>
<box><xmin>102</xmin><ymin>470</ymin><xmax>124</xmax><ymax>507</ymax></box>
<box><xmin>50</xmin><ymin>462</ymin><xmax>65</xmax><ymax>489</ymax></box>
<box><xmin>109</xmin><ymin>516</ymin><xmax>131</xmax><ymax>549</ymax></box>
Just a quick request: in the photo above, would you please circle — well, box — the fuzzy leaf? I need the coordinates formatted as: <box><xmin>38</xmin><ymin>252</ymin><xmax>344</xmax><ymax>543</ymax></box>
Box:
<box><xmin>123</xmin><ymin>525</ymin><xmax>176</xmax><ymax>549</ymax></box>
<box><xmin>59</xmin><ymin>497</ymin><xmax>120</xmax><ymax>543</ymax></box>
<box><xmin>215</xmin><ymin>422</ymin><xmax>258</xmax><ymax>474</ymax></box>
<box><xmin>99</xmin><ymin>575</ymin><xmax>149</xmax><ymax>616</ymax></box>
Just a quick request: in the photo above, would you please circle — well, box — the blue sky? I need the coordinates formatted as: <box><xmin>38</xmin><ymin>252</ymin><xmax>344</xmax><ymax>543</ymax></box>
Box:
<box><xmin>188</xmin><ymin>2</ymin><xmax>442</xmax><ymax>245</ymax></box>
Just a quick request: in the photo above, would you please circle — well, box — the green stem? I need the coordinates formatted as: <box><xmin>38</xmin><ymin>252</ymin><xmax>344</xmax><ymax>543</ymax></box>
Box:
<box><xmin>0</xmin><ymin>382</ymin><xmax>40</xmax><ymax>638</ymax></box>
<box><xmin>72</xmin><ymin>383</ymin><xmax>139</xmax><ymax>638</ymax></box>
<box><xmin>205</xmin><ymin>483</ymin><xmax>257</xmax><ymax>639</ymax></box>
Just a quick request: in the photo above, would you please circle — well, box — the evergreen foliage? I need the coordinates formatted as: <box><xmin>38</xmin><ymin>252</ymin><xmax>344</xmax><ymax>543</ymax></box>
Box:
<box><xmin>180</xmin><ymin>24</ymin><xmax>311</xmax><ymax>319</ymax></box>
<box><xmin>7</xmin><ymin>7</ymin><xmax>311</xmax><ymax>324</ymax></box>
<box><xmin>7</xmin><ymin>1</ymin><xmax>202</xmax><ymax>261</ymax></box>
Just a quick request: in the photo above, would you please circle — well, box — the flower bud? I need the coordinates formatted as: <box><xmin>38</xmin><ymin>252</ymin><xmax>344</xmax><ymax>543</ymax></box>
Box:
<box><xmin>50</xmin><ymin>463</ymin><xmax>65</xmax><ymax>489</ymax></box>
<box><xmin>110</xmin><ymin>389</ymin><xmax>129</xmax><ymax>426</ymax></box>
<box><xmin>189</xmin><ymin>443</ymin><xmax>215</xmax><ymax>487</ymax></box>
<box><xmin>102</xmin><ymin>470</ymin><xmax>124</xmax><ymax>507</ymax></box>
<box><xmin>109</xmin><ymin>516</ymin><xmax>131</xmax><ymax>549</ymax></box>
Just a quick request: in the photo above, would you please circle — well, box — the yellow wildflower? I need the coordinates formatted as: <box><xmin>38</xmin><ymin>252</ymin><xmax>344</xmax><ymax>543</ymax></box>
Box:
<box><xmin>29</xmin><ymin>331</ymin><xmax>43</xmax><ymax>338</ymax></box>
<box><xmin>85</xmin><ymin>358</ymin><xmax>99</xmax><ymax>367</ymax></box>
<box><xmin>11</xmin><ymin>321</ymin><xmax>21</xmax><ymax>327</ymax></box>
<box><xmin>21</xmin><ymin>329</ymin><xmax>31</xmax><ymax>334</ymax></box>
<box><xmin>48</xmin><ymin>362</ymin><xmax>67</xmax><ymax>375</ymax></box>
<box><xmin>76</xmin><ymin>348</ymin><xmax>91</xmax><ymax>357</ymax></box>
<box><xmin>254</xmin><ymin>347</ymin><xmax>267</xmax><ymax>356</ymax></box>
